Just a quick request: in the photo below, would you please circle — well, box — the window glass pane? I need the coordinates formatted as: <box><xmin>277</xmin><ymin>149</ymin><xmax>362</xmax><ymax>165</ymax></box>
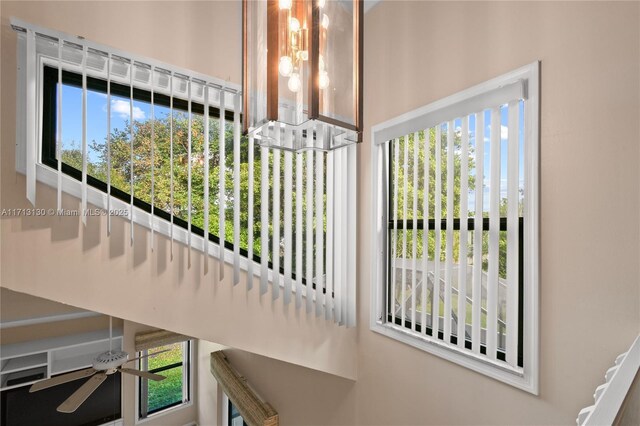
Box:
<box><xmin>153</xmin><ymin>104</ymin><xmax>172</xmax><ymax>212</ymax></box>
<box><xmin>49</xmin><ymin>67</ymin><xmax>296</xmax><ymax>279</ymax></box>
<box><xmin>146</xmin><ymin>342</ymin><xmax>185</xmax><ymax>414</ymax></box>
<box><xmin>61</xmin><ymin>84</ymin><xmax>83</xmax><ymax>171</ymax></box>
<box><xmin>147</xmin><ymin>365</ymin><xmax>183</xmax><ymax>413</ymax></box>
<box><xmin>147</xmin><ymin>342</ymin><xmax>183</xmax><ymax>370</ymax></box>
<box><xmin>86</xmin><ymin>89</ymin><xmax>108</xmax><ymax>182</ymax></box>
<box><xmin>172</xmin><ymin>109</ymin><xmax>189</xmax><ymax>221</ymax></box>
<box><xmin>132</xmin><ymin>98</ymin><xmax>152</xmax><ymax>205</ymax></box>
<box><xmin>190</xmin><ymin>112</ymin><xmax>206</xmax><ymax>229</ymax></box>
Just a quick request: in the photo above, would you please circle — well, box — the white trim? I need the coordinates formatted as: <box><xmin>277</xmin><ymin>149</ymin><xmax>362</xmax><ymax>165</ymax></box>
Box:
<box><xmin>372</xmin><ymin>79</ymin><xmax>525</xmax><ymax>145</ymax></box>
<box><xmin>221</xmin><ymin>392</ymin><xmax>230</xmax><ymax>425</ymax></box>
<box><xmin>582</xmin><ymin>334</ymin><xmax>640</xmax><ymax>425</ymax></box>
<box><xmin>370</xmin><ymin>62</ymin><xmax>540</xmax><ymax>394</ymax></box>
<box><xmin>135</xmin><ymin>340</ymin><xmax>195</xmax><ymax>425</ymax></box>
<box><xmin>0</xmin><ymin>311</ymin><xmax>101</xmax><ymax>329</ymax></box>
<box><xmin>10</xmin><ymin>18</ymin><xmax>240</xmax><ymax>93</ymax></box>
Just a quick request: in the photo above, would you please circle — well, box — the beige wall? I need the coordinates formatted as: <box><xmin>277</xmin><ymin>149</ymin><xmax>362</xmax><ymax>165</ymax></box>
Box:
<box><xmin>196</xmin><ymin>1</ymin><xmax>640</xmax><ymax>425</ymax></box>
<box><xmin>0</xmin><ymin>0</ymin><xmax>357</xmax><ymax>381</ymax></box>
<box><xmin>197</xmin><ymin>340</ymin><xmax>227</xmax><ymax>426</ymax></box>
<box><xmin>356</xmin><ymin>1</ymin><xmax>639</xmax><ymax>424</ymax></box>
<box><xmin>1</xmin><ymin>1</ymin><xmax>639</xmax><ymax>425</ymax></box>
<box><xmin>1</xmin><ymin>287</ymin><xmax>86</xmax><ymax>321</ymax></box>
<box><xmin>0</xmin><ymin>288</ymin><xmax>120</xmax><ymax>344</ymax></box>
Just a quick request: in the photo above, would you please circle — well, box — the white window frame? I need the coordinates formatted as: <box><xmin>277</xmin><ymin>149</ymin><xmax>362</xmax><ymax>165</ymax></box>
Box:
<box><xmin>370</xmin><ymin>62</ymin><xmax>540</xmax><ymax>394</ymax></box>
<box><xmin>135</xmin><ymin>340</ymin><xmax>194</xmax><ymax>424</ymax></box>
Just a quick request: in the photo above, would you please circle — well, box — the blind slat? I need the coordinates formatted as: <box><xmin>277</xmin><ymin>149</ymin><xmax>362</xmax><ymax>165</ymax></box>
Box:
<box><xmin>392</xmin><ymin>138</ymin><xmax>399</xmax><ymax>323</ymax></box>
<box><xmin>169</xmin><ymin>73</ymin><xmax>175</xmax><ymax>259</ymax></box>
<box><xmin>283</xmin><ymin>129</ymin><xmax>293</xmax><ymax>304</ymax></box>
<box><xmin>246</xmin><ymin>134</ymin><xmax>254</xmax><ymax>289</ymax></box>
<box><xmin>106</xmin><ymin>54</ymin><xmax>112</xmax><ymax>235</ymax></box>
<box><xmin>433</xmin><ymin>126</ymin><xmax>442</xmax><ymax>338</ymax></box>
<box><xmin>233</xmin><ymin>93</ymin><xmax>241</xmax><ymax>285</ymax></box>
<box><xmin>472</xmin><ymin>112</ymin><xmax>484</xmax><ymax>353</ymax></box>
<box><xmin>260</xmin><ymin>142</ymin><xmax>269</xmax><ymax>295</ymax></box>
<box><xmin>326</xmin><ymin>150</ymin><xmax>335</xmax><ymax>321</ymax></box>
<box><xmin>457</xmin><ymin>116</ymin><xmax>470</xmax><ymax>348</ymax></box>
<box><xmin>56</xmin><ymin>40</ymin><xmax>63</xmax><ymax>212</ymax></box>
<box><xmin>272</xmin><ymin>126</ymin><xmax>281</xmax><ymax>300</ymax></box>
<box><xmin>487</xmin><ymin>107</ymin><xmax>501</xmax><ymax>360</ymax></box>
<box><xmin>411</xmin><ymin>132</ymin><xmax>419</xmax><ymax>331</ymax></box>
<box><xmin>128</xmin><ymin>60</ymin><xmax>134</xmax><ymax>239</ymax></box>
<box><xmin>401</xmin><ymin>135</ymin><xmax>408</xmax><ymax>325</ymax></box>
<box><xmin>315</xmin><ymin>145</ymin><xmax>324</xmax><ymax>317</ymax></box>
<box><xmin>187</xmin><ymin>78</ymin><xmax>193</xmax><ymax>263</ymax></box>
<box><xmin>421</xmin><ymin>131</ymin><xmax>429</xmax><ymax>333</ymax></box>
<box><xmin>25</xmin><ymin>30</ymin><xmax>36</xmax><ymax>206</ymax></box>
<box><xmin>219</xmin><ymin>90</ymin><xmax>226</xmax><ymax>280</ymax></box>
<box><xmin>444</xmin><ymin>121</ymin><xmax>454</xmax><ymax>342</ymax></box>
<box><xmin>150</xmin><ymin>67</ymin><xmax>156</xmax><ymax>251</ymax></box>
<box><xmin>203</xmin><ymin>85</ymin><xmax>210</xmax><ymax>273</ymax></box>
<box><xmin>305</xmin><ymin>144</ymin><xmax>314</xmax><ymax>314</ymax></box>
<box><xmin>334</xmin><ymin>147</ymin><xmax>343</xmax><ymax>324</ymax></box>
<box><xmin>81</xmin><ymin>46</ymin><xmax>88</xmax><ymax>226</ymax></box>
<box><xmin>295</xmin><ymin>148</ymin><xmax>303</xmax><ymax>308</ymax></box>
<box><xmin>506</xmin><ymin>101</ymin><xmax>520</xmax><ymax>366</ymax></box>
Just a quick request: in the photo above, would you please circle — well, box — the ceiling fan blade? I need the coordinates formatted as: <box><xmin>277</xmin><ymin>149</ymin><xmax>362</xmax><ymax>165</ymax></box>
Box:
<box><xmin>126</xmin><ymin>348</ymin><xmax>170</xmax><ymax>364</ymax></box>
<box><xmin>57</xmin><ymin>372</ymin><xmax>108</xmax><ymax>413</ymax></box>
<box><xmin>30</xmin><ymin>368</ymin><xmax>97</xmax><ymax>393</ymax></box>
<box><xmin>119</xmin><ymin>367</ymin><xmax>166</xmax><ymax>381</ymax></box>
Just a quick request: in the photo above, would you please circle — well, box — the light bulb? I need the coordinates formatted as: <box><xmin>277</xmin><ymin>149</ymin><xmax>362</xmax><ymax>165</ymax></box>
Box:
<box><xmin>279</xmin><ymin>0</ymin><xmax>292</xmax><ymax>9</ymax></box>
<box><xmin>319</xmin><ymin>54</ymin><xmax>325</xmax><ymax>71</ymax></box>
<box><xmin>288</xmin><ymin>73</ymin><xmax>301</xmax><ymax>92</ymax></box>
<box><xmin>279</xmin><ymin>56</ymin><xmax>293</xmax><ymax>77</ymax></box>
<box><xmin>322</xmin><ymin>13</ymin><xmax>330</xmax><ymax>29</ymax></box>
<box><xmin>298</xmin><ymin>50</ymin><xmax>308</xmax><ymax>61</ymax></box>
<box><xmin>319</xmin><ymin>70</ymin><xmax>330</xmax><ymax>89</ymax></box>
<box><xmin>289</xmin><ymin>17</ymin><xmax>300</xmax><ymax>32</ymax></box>
<box><xmin>318</xmin><ymin>0</ymin><xmax>325</xmax><ymax>7</ymax></box>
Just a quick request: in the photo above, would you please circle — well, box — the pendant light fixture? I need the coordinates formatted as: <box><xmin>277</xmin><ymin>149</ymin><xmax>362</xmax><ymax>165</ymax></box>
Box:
<box><xmin>243</xmin><ymin>0</ymin><xmax>363</xmax><ymax>151</ymax></box>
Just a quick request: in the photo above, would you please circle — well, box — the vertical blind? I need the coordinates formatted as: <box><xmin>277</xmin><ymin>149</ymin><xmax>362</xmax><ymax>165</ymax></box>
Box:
<box><xmin>385</xmin><ymin>87</ymin><xmax>525</xmax><ymax>369</ymax></box>
<box><xmin>13</xmin><ymin>19</ymin><xmax>356</xmax><ymax>327</ymax></box>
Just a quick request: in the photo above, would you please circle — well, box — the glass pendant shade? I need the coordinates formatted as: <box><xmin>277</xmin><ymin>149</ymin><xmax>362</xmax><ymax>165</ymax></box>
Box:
<box><xmin>243</xmin><ymin>0</ymin><xmax>363</xmax><ymax>151</ymax></box>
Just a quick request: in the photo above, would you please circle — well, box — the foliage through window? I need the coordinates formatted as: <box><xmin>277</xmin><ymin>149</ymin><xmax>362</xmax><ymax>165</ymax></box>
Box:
<box><xmin>41</xmin><ymin>66</ymin><xmax>326</xmax><ymax>281</ymax></box>
<box><xmin>138</xmin><ymin>341</ymin><xmax>191</xmax><ymax>418</ymax></box>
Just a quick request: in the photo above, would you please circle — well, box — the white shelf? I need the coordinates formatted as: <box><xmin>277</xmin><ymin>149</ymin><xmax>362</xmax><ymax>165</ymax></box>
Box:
<box><xmin>0</xmin><ymin>329</ymin><xmax>122</xmax><ymax>360</ymax></box>
<box><xmin>1</xmin><ymin>352</ymin><xmax>47</xmax><ymax>374</ymax></box>
<box><xmin>0</xmin><ymin>365</ymin><xmax>47</xmax><ymax>390</ymax></box>
<box><xmin>0</xmin><ymin>328</ymin><xmax>122</xmax><ymax>392</ymax></box>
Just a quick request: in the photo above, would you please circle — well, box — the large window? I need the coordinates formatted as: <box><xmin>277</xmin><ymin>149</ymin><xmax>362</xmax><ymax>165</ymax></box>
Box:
<box><xmin>138</xmin><ymin>341</ymin><xmax>191</xmax><ymax>419</ymax></box>
<box><xmin>14</xmin><ymin>20</ymin><xmax>357</xmax><ymax>326</ymax></box>
<box><xmin>40</xmin><ymin>65</ymin><xmax>262</xmax><ymax>264</ymax></box>
<box><xmin>370</xmin><ymin>63</ymin><xmax>539</xmax><ymax>393</ymax></box>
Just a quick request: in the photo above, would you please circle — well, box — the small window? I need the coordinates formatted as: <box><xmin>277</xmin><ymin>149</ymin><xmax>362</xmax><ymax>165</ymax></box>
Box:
<box><xmin>227</xmin><ymin>397</ymin><xmax>248</xmax><ymax>426</ymax></box>
<box><xmin>370</xmin><ymin>63</ymin><xmax>539</xmax><ymax>393</ymax></box>
<box><xmin>138</xmin><ymin>340</ymin><xmax>191</xmax><ymax>419</ymax></box>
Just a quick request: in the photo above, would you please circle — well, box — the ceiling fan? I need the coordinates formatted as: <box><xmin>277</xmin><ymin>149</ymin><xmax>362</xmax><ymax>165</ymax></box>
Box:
<box><xmin>29</xmin><ymin>317</ymin><xmax>167</xmax><ymax>413</ymax></box>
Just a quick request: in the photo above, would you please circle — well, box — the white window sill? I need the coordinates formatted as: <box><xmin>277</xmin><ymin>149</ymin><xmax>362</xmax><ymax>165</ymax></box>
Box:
<box><xmin>136</xmin><ymin>401</ymin><xmax>193</xmax><ymax>425</ymax></box>
<box><xmin>371</xmin><ymin>320</ymin><xmax>537</xmax><ymax>394</ymax></box>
